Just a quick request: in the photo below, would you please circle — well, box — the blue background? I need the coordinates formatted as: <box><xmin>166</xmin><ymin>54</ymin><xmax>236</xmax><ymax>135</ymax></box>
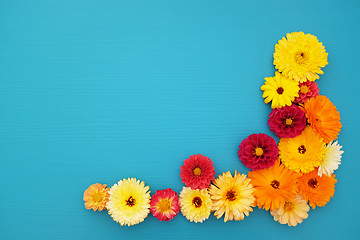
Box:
<box><xmin>1</xmin><ymin>0</ymin><xmax>359</xmax><ymax>239</ymax></box>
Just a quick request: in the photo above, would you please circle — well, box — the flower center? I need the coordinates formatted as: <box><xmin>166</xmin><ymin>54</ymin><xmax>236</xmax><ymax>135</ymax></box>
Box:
<box><xmin>254</xmin><ymin>147</ymin><xmax>264</xmax><ymax>157</ymax></box>
<box><xmin>193</xmin><ymin>167</ymin><xmax>202</xmax><ymax>176</ymax></box>
<box><xmin>277</xmin><ymin>87</ymin><xmax>284</xmax><ymax>94</ymax></box>
<box><xmin>91</xmin><ymin>192</ymin><xmax>104</xmax><ymax>203</ymax></box>
<box><xmin>192</xmin><ymin>197</ymin><xmax>202</xmax><ymax>208</ymax></box>
<box><xmin>300</xmin><ymin>85</ymin><xmax>310</xmax><ymax>94</ymax></box>
<box><xmin>226</xmin><ymin>190</ymin><xmax>236</xmax><ymax>201</ymax></box>
<box><xmin>295</xmin><ymin>51</ymin><xmax>307</xmax><ymax>64</ymax></box>
<box><xmin>157</xmin><ymin>198</ymin><xmax>171</xmax><ymax>212</ymax></box>
<box><xmin>314</xmin><ymin>115</ymin><xmax>321</xmax><ymax>123</ymax></box>
<box><xmin>270</xmin><ymin>180</ymin><xmax>280</xmax><ymax>189</ymax></box>
<box><xmin>285</xmin><ymin>118</ymin><xmax>293</xmax><ymax>126</ymax></box>
<box><xmin>126</xmin><ymin>196</ymin><xmax>136</xmax><ymax>207</ymax></box>
<box><xmin>283</xmin><ymin>201</ymin><xmax>295</xmax><ymax>212</ymax></box>
<box><xmin>298</xmin><ymin>145</ymin><xmax>306</xmax><ymax>154</ymax></box>
<box><xmin>308</xmin><ymin>178</ymin><xmax>318</xmax><ymax>189</ymax></box>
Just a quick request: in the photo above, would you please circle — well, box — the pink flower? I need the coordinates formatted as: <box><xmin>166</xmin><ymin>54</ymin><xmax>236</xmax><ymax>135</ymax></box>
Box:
<box><xmin>294</xmin><ymin>80</ymin><xmax>319</xmax><ymax>104</ymax></box>
<box><xmin>268</xmin><ymin>104</ymin><xmax>307</xmax><ymax>138</ymax></box>
<box><xmin>180</xmin><ymin>154</ymin><xmax>215</xmax><ymax>190</ymax></box>
<box><xmin>150</xmin><ymin>188</ymin><xmax>180</xmax><ymax>221</ymax></box>
<box><xmin>238</xmin><ymin>133</ymin><xmax>278</xmax><ymax>170</ymax></box>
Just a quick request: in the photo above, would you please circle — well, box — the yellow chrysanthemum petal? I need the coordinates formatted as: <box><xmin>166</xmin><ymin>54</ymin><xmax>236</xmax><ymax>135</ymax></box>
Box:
<box><xmin>179</xmin><ymin>187</ymin><xmax>212</xmax><ymax>223</ymax></box>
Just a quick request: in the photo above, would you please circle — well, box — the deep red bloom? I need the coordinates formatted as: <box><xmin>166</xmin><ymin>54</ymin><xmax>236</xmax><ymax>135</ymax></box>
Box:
<box><xmin>180</xmin><ymin>154</ymin><xmax>215</xmax><ymax>190</ymax></box>
<box><xmin>238</xmin><ymin>133</ymin><xmax>278</xmax><ymax>170</ymax></box>
<box><xmin>294</xmin><ymin>80</ymin><xmax>319</xmax><ymax>104</ymax></box>
<box><xmin>268</xmin><ymin>104</ymin><xmax>307</xmax><ymax>138</ymax></box>
<box><xmin>150</xmin><ymin>188</ymin><xmax>180</xmax><ymax>221</ymax></box>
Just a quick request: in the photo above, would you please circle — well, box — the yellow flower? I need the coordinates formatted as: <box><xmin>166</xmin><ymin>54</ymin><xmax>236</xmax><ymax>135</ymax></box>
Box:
<box><xmin>274</xmin><ymin>32</ymin><xmax>328</xmax><ymax>82</ymax></box>
<box><xmin>179</xmin><ymin>187</ymin><xmax>212</xmax><ymax>223</ymax></box>
<box><xmin>106</xmin><ymin>178</ymin><xmax>151</xmax><ymax>226</ymax></box>
<box><xmin>270</xmin><ymin>194</ymin><xmax>310</xmax><ymax>226</ymax></box>
<box><xmin>83</xmin><ymin>183</ymin><xmax>109</xmax><ymax>211</ymax></box>
<box><xmin>209</xmin><ymin>171</ymin><xmax>255</xmax><ymax>222</ymax></box>
<box><xmin>278</xmin><ymin>126</ymin><xmax>325</xmax><ymax>173</ymax></box>
<box><xmin>261</xmin><ymin>72</ymin><xmax>299</xmax><ymax>109</ymax></box>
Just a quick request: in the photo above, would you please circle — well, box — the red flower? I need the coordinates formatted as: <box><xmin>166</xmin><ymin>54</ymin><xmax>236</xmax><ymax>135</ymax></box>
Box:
<box><xmin>268</xmin><ymin>104</ymin><xmax>306</xmax><ymax>138</ymax></box>
<box><xmin>150</xmin><ymin>188</ymin><xmax>180</xmax><ymax>221</ymax></box>
<box><xmin>180</xmin><ymin>154</ymin><xmax>215</xmax><ymax>190</ymax></box>
<box><xmin>294</xmin><ymin>80</ymin><xmax>319</xmax><ymax>104</ymax></box>
<box><xmin>238</xmin><ymin>133</ymin><xmax>278</xmax><ymax>170</ymax></box>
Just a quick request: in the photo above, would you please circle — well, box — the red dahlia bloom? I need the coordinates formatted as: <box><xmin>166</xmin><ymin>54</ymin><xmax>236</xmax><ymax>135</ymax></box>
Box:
<box><xmin>268</xmin><ymin>104</ymin><xmax>306</xmax><ymax>138</ymax></box>
<box><xmin>238</xmin><ymin>133</ymin><xmax>278</xmax><ymax>170</ymax></box>
<box><xmin>294</xmin><ymin>80</ymin><xmax>319</xmax><ymax>104</ymax></box>
<box><xmin>180</xmin><ymin>154</ymin><xmax>215</xmax><ymax>190</ymax></box>
<box><xmin>150</xmin><ymin>188</ymin><xmax>180</xmax><ymax>221</ymax></box>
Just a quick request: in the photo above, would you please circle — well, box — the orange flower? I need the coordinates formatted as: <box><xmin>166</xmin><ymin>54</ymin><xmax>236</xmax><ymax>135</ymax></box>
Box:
<box><xmin>297</xmin><ymin>170</ymin><xmax>337</xmax><ymax>209</ymax></box>
<box><xmin>83</xmin><ymin>183</ymin><xmax>110</xmax><ymax>211</ymax></box>
<box><xmin>302</xmin><ymin>95</ymin><xmax>342</xmax><ymax>143</ymax></box>
<box><xmin>248</xmin><ymin>160</ymin><xmax>300</xmax><ymax>211</ymax></box>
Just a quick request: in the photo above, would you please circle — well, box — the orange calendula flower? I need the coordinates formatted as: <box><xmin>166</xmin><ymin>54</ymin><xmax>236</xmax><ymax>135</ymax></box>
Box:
<box><xmin>297</xmin><ymin>169</ymin><xmax>337</xmax><ymax>209</ymax></box>
<box><xmin>248</xmin><ymin>160</ymin><xmax>300</xmax><ymax>211</ymax></box>
<box><xmin>302</xmin><ymin>95</ymin><xmax>342</xmax><ymax>143</ymax></box>
<box><xmin>83</xmin><ymin>183</ymin><xmax>110</xmax><ymax>211</ymax></box>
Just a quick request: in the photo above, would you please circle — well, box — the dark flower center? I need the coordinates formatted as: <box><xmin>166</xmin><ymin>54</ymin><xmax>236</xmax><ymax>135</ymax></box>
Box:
<box><xmin>298</xmin><ymin>145</ymin><xmax>306</xmax><ymax>154</ymax></box>
<box><xmin>226</xmin><ymin>190</ymin><xmax>236</xmax><ymax>201</ymax></box>
<box><xmin>283</xmin><ymin>201</ymin><xmax>295</xmax><ymax>212</ymax></box>
<box><xmin>126</xmin><ymin>196</ymin><xmax>136</xmax><ymax>207</ymax></box>
<box><xmin>277</xmin><ymin>87</ymin><xmax>284</xmax><ymax>94</ymax></box>
<box><xmin>270</xmin><ymin>180</ymin><xmax>280</xmax><ymax>189</ymax></box>
<box><xmin>192</xmin><ymin>197</ymin><xmax>202</xmax><ymax>208</ymax></box>
<box><xmin>308</xmin><ymin>178</ymin><xmax>318</xmax><ymax>189</ymax></box>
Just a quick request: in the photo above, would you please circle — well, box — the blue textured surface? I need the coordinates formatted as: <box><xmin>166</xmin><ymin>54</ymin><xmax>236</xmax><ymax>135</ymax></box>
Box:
<box><xmin>1</xmin><ymin>1</ymin><xmax>359</xmax><ymax>239</ymax></box>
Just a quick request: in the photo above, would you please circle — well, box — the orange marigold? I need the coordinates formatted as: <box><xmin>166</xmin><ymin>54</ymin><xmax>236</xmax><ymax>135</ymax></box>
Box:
<box><xmin>302</xmin><ymin>95</ymin><xmax>342</xmax><ymax>143</ymax></box>
<box><xmin>248</xmin><ymin>160</ymin><xmax>300</xmax><ymax>211</ymax></box>
<box><xmin>83</xmin><ymin>183</ymin><xmax>110</xmax><ymax>211</ymax></box>
<box><xmin>297</xmin><ymin>170</ymin><xmax>337</xmax><ymax>209</ymax></box>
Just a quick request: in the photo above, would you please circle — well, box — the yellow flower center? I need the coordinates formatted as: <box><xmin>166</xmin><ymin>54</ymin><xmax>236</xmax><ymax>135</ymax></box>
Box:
<box><xmin>300</xmin><ymin>85</ymin><xmax>310</xmax><ymax>94</ymax></box>
<box><xmin>295</xmin><ymin>51</ymin><xmax>307</xmax><ymax>64</ymax></box>
<box><xmin>308</xmin><ymin>178</ymin><xmax>319</xmax><ymax>189</ymax></box>
<box><xmin>283</xmin><ymin>201</ymin><xmax>295</xmax><ymax>212</ymax></box>
<box><xmin>270</xmin><ymin>180</ymin><xmax>280</xmax><ymax>189</ymax></box>
<box><xmin>226</xmin><ymin>190</ymin><xmax>236</xmax><ymax>201</ymax></box>
<box><xmin>298</xmin><ymin>145</ymin><xmax>306</xmax><ymax>154</ymax></box>
<box><xmin>285</xmin><ymin>118</ymin><xmax>293</xmax><ymax>126</ymax></box>
<box><xmin>91</xmin><ymin>192</ymin><xmax>104</xmax><ymax>203</ymax></box>
<box><xmin>126</xmin><ymin>196</ymin><xmax>136</xmax><ymax>207</ymax></box>
<box><xmin>193</xmin><ymin>167</ymin><xmax>202</xmax><ymax>176</ymax></box>
<box><xmin>157</xmin><ymin>198</ymin><xmax>171</xmax><ymax>212</ymax></box>
<box><xmin>192</xmin><ymin>197</ymin><xmax>202</xmax><ymax>208</ymax></box>
<box><xmin>254</xmin><ymin>147</ymin><xmax>264</xmax><ymax>157</ymax></box>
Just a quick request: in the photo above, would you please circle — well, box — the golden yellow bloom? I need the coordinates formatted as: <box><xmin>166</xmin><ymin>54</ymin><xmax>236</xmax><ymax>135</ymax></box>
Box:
<box><xmin>83</xmin><ymin>183</ymin><xmax>109</xmax><ymax>211</ymax></box>
<box><xmin>279</xmin><ymin>126</ymin><xmax>325</xmax><ymax>173</ymax></box>
<box><xmin>261</xmin><ymin>72</ymin><xmax>299</xmax><ymax>109</ymax></box>
<box><xmin>208</xmin><ymin>171</ymin><xmax>255</xmax><ymax>222</ymax></box>
<box><xmin>270</xmin><ymin>194</ymin><xmax>310</xmax><ymax>226</ymax></box>
<box><xmin>179</xmin><ymin>187</ymin><xmax>212</xmax><ymax>223</ymax></box>
<box><xmin>106</xmin><ymin>178</ymin><xmax>151</xmax><ymax>226</ymax></box>
<box><xmin>274</xmin><ymin>32</ymin><xmax>328</xmax><ymax>82</ymax></box>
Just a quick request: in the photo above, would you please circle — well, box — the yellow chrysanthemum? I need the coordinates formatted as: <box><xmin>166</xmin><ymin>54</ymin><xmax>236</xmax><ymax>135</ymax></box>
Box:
<box><xmin>270</xmin><ymin>194</ymin><xmax>310</xmax><ymax>227</ymax></box>
<box><xmin>274</xmin><ymin>31</ymin><xmax>328</xmax><ymax>82</ymax></box>
<box><xmin>261</xmin><ymin>72</ymin><xmax>299</xmax><ymax>109</ymax></box>
<box><xmin>279</xmin><ymin>126</ymin><xmax>325</xmax><ymax>173</ymax></box>
<box><xmin>106</xmin><ymin>178</ymin><xmax>151</xmax><ymax>226</ymax></box>
<box><xmin>83</xmin><ymin>183</ymin><xmax>109</xmax><ymax>211</ymax></box>
<box><xmin>318</xmin><ymin>141</ymin><xmax>343</xmax><ymax>176</ymax></box>
<box><xmin>179</xmin><ymin>187</ymin><xmax>212</xmax><ymax>223</ymax></box>
<box><xmin>208</xmin><ymin>171</ymin><xmax>255</xmax><ymax>222</ymax></box>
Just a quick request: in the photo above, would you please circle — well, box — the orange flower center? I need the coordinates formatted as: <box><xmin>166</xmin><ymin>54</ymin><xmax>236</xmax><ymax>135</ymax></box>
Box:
<box><xmin>91</xmin><ymin>192</ymin><xmax>104</xmax><ymax>203</ymax></box>
<box><xmin>157</xmin><ymin>198</ymin><xmax>171</xmax><ymax>212</ymax></box>
<box><xmin>270</xmin><ymin>180</ymin><xmax>280</xmax><ymax>189</ymax></box>
<box><xmin>300</xmin><ymin>85</ymin><xmax>310</xmax><ymax>94</ymax></box>
<box><xmin>254</xmin><ymin>147</ymin><xmax>264</xmax><ymax>157</ymax></box>
<box><xmin>298</xmin><ymin>145</ymin><xmax>306</xmax><ymax>154</ymax></box>
<box><xmin>285</xmin><ymin>118</ymin><xmax>293</xmax><ymax>126</ymax></box>
<box><xmin>283</xmin><ymin>201</ymin><xmax>295</xmax><ymax>212</ymax></box>
<box><xmin>193</xmin><ymin>167</ymin><xmax>202</xmax><ymax>176</ymax></box>
<box><xmin>226</xmin><ymin>190</ymin><xmax>236</xmax><ymax>201</ymax></box>
<box><xmin>295</xmin><ymin>51</ymin><xmax>307</xmax><ymax>64</ymax></box>
<box><xmin>277</xmin><ymin>87</ymin><xmax>284</xmax><ymax>94</ymax></box>
<box><xmin>192</xmin><ymin>197</ymin><xmax>202</xmax><ymax>208</ymax></box>
<box><xmin>126</xmin><ymin>196</ymin><xmax>136</xmax><ymax>207</ymax></box>
<box><xmin>308</xmin><ymin>178</ymin><xmax>319</xmax><ymax>189</ymax></box>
